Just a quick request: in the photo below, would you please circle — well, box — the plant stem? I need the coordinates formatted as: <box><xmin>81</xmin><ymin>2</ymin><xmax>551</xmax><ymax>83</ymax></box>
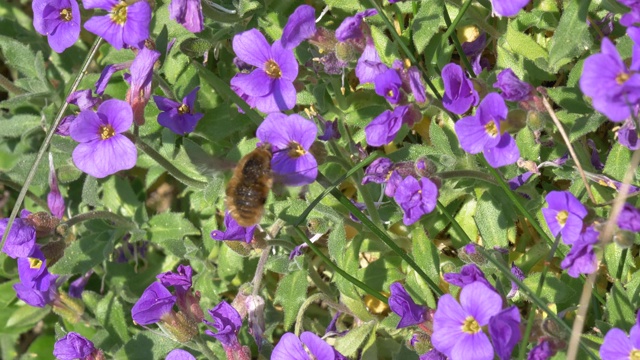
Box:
<box><xmin>437</xmin><ymin>170</ymin><xmax>499</xmax><ymax>186</ymax></box>
<box><xmin>194</xmin><ymin>336</ymin><xmax>219</xmax><ymax>360</ymax></box>
<box><xmin>0</xmin><ymin>73</ymin><xmax>26</xmax><ymax>95</ymax></box>
<box><xmin>442</xmin><ymin>0</ymin><xmax>476</xmax><ymax>76</ymax></box>
<box><xmin>0</xmin><ymin>37</ymin><xmax>103</xmax><ymax>253</ymax></box>
<box><xmin>0</xmin><ymin>177</ymin><xmax>49</xmax><ymax>210</ymax></box>
<box><xmin>61</xmin><ymin>210</ymin><xmax>138</xmax><ymax>229</ymax></box>
<box><xmin>125</xmin><ymin>133</ymin><xmax>208</xmax><ymax>189</ymax></box>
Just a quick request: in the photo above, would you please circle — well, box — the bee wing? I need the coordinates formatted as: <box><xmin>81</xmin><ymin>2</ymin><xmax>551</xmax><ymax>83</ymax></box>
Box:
<box><xmin>185</xmin><ymin>142</ymin><xmax>236</xmax><ymax>176</ymax></box>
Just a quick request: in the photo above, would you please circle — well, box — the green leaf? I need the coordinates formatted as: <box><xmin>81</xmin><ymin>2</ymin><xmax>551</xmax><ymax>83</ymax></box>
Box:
<box><xmin>410</xmin><ymin>228</ymin><xmax>440</xmax><ymax>287</ymax></box>
<box><xmin>604</xmin><ymin>143</ymin><xmax>632</xmax><ymax>180</ymax></box>
<box><xmin>115</xmin><ymin>332</ymin><xmax>177</xmax><ymax>360</ymax></box>
<box><xmin>147</xmin><ymin>212</ymin><xmax>200</xmax><ymax>243</ymax></box>
<box><xmin>95</xmin><ymin>292</ymin><xmax>130</xmax><ymax>344</ymax></box>
<box><xmin>82</xmin><ymin>176</ymin><xmax>101</xmax><ymax>207</ymax></box>
<box><xmin>333</xmin><ymin>321</ymin><xmax>375</xmax><ymax>356</ymax></box>
<box><xmin>4</xmin><ymin>305</ymin><xmax>50</xmax><ymax>333</ymax></box>
<box><xmin>371</xmin><ymin>25</ymin><xmax>400</xmax><ymax>66</ymax></box>
<box><xmin>0</xmin><ymin>114</ymin><xmax>41</xmax><ymax>138</ymax></box>
<box><xmin>605</xmin><ymin>282</ymin><xmax>636</xmax><ymax>330</ymax></box>
<box><xmin>547</xmin><ymin>0</ymin><xmax>592</xmax><ymax>72</ymax></box>
<box><xmin>474</xmin><ymin>188</ymin><xmax>516</xmax><ymax>248</ymax></box>
<box><xmin>274</xmin><ymin>270</ymin><xmax>308</xmax><ymax>330</ymax></box>
<box><xmin>50</xmin><ymin>228</ymin><xmax>120</xmax><ymax>274</ymax></box>
<box><xmin>0</xmin><ymin>35</ymin><xmax>46</xmax><ymax>80</ymax></box>
<box><xmin>411</xmin><ymin>0</ymin><xmax>446</xmax><ymax>55</ymax></box>
<box><xmin>324</xmin><ymin>0</ymin><xmax>363</xmax><ymax>12</ymax></box>
<box><xmin>546</xmin><ymin>87</ymin><xmax>591</xmax><ymax>114</ymax></box>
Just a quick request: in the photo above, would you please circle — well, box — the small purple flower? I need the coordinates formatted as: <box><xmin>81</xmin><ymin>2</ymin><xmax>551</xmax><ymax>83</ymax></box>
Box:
<box><xmin>69</xmin><ymin>270</ymin><xmax>93</xmax><ymax>298</ymax></box>
<box><xmin>365</xmin><ymin>105</ymin><xmax>420</xmax><ymax>147</ymax></box>
<box><xmin>375</xmin><ymin>68</ymin><xmax>403</xmax><ymax>104</ymax></box>
<box><xmin>17</xmin><ymin>246</ymin><xmax>49</xmax><ymax>286</ymax></box>
<box><xmin>462</xmin><ymin>33</ymin><xmax>487</xmax><ymax>76</ymax></box>
<box><xmin>385</xmin><ymin>170</ymin><xmax>403</xmax><ymax>197</ymax></box>
<box><xmin>281</xmin><ymin>5</ymin><xmax>317</xmax><ymax>50</ymax></box>
<box><xmin>67</xmin><ymin>89</ymin><xmax>100</xmax><ymax>111</ymax></box>
<box><xmin>561</xmin><ymin>226</ymin><xmax>599</xmax><ymax>278</ymax></box>
<box><xmin>126</xmin><ymin>47</ymin><xmax>160</xmax><ymax>126</ymax></box>
<box><xmin>442</xmin><ymin>63</ymin><xmax>479</xmax><ymax>114</ymax></box>
<box><xmin>579</xmin><ymin>27</ymin><xmax>640</xmax><ymax>122</ymax></box>
<box><xmin>211</xmin><ymin>212</ymin><xmax>256</xmax><ymax>243</ymax></box>
<box><xmin>165</xmin><ymin>349</ymin><xmax>196</xmax><ymax>360</ymax></box>
<box><xmin>528</xmin><ymin>340</ymin><xmax>555</xmax><ymax>360</ymax></box>
<box><xmin>157</xmin><ymin>264</ymin><xmax>192</xmax><ymax>296</ymax></box>
<box><xmin>335</xmin><ymin>9</ymin><xmax>377</xmax><ymax>42</ymax></box>
<box><xmin>83</xmin><ymin>0</ymin><xmax>151</xmax><ymax>50</ymax></box>
<box><xmin>356</xmin><ymin>38</ymin><xmax>388</xmax><ymax>84</ymax></box>
<box><xmin>204</xmin><ymin>302</ymin><xmax>243</xmax><ymax>349</ymax></box>
<box><xmin>318</xmin><ymin>117</ymin><xmax>340</xmax><ymax>141</ymax></box>
<box><xmin>491</xmin><ymin>0</ymin><xmax>530</xmax><ymax>17</ymax></box>
<box><xmin>53</xmin><ymin>332</ymin><xmax>97</xmax><ymax>360</ymax></box>
<box><xmin>153</xmin><ymin>87</ymin><xmax>204</xmax><ymax>135</ymax></box>
<box><xmin>618</xmin><ymin>203</ymin><xmax>640</xmax><ymax>232</ymax></box>
<box><xmin>230</xmin><ymin>29</ymin><xmax>298</xmax><ymax>113</ymax></box>
<box><xmin>95</xmin><ymin>61</ymin><xmax>132</xmax><ymax>95</ymax></box>
<box><xmin>444</xmin><ymin>263</ymin><xmax>493</xmax><ymax>290</ymax></box>
<box><xmin>362</xmin><ymin>158</ymin><xmax>394</xmax><ymax>184</ymax></box>
<box><xmin>587</xmin><ymin>139</ymin><xmax>605</xmax><ymax>170</ymax></box>
<box><xmin>508</xmin><ymin>172</ymin><xmax>534</xmax><ymax>190</ymax></box>
<box><xmin>272</xmin><ymin>332</ymin><xmax>346</xmax><ymax>360</ymax></box>
<box><xmin>393</xmin><ymin>175</ymin><xmax>438</xmax><ymax>226</ymax></box>
<box><xmin>507</xmin><ymin>263</ymin><xmax>525</xmax><ymax>299</ymax></box>
<box><xmin>169</xmin><ymin>0</ymin><xmax>203</xmax><ymax>33</ymax></box>
<box><xmin>541</xmin><ymin>191</ymin><xmax>588</xmax><ymax>244</ymax></box>
<box><xmin>454</xmin><ymin>93</ymin><xmax>520</xmax><ymax>168</ymax></box>
<box><xmin>619</xmin><ymin>118</ymin><xmax>640</xmax><ymax>150</ymax></box>
<box><xmin>56</xmin><ymin>115</ymin><xmax>75</xmax><ymax>136</ymax></box>
<box><xmin>48</xmin><ymin>155</ymin><xmax>65</xmax><ymax>219</ymax></box>
<box><xmin>131</xmin><ymin>282</ymin><xmax>177</xmax><ymax>325</ymax></box>
<box><xmin>488</xmin><ymin>306</ymin><xmax>522</xmax><ymax>360</ymax></box>
<box><xmin>0</xmin><ymin>217</ymin><xmax>36</xmax><ymax>259</ymax></box>
<box><xmin>432</xmin><ymin>282</ymin><xmax>503</xmax><ymax>360</ymax></box>
<box><xmin>70</xmin><ymin>99</ymin><xmax>137</xmax><ymax>178</ymax></box>
<box><xmin>14</xmin><ymin>246</ymin><xmax>59</xmax><ymax>308</ymax></box>
<box><xmin>420</xmin><ymin>349</ymin><xmax>448</xmax><ymax>360</ymax></box>
<box><xmin>388</xmin><ymin>282</ymin><xmax>428</xmax><ymax>328</ymax></box>
<box><xmin>600</xmin><ymin>317</ymin><xmax>640</xmax><ymax>360</ymax></box>
<box><xmin>256</xmin><ymin>113</ymin><xmax>318</xmax><ymax>186</ymax></box>
<box><xmin>32</xmin><ymin>0</ymin><xmax>81</xmax><ymax>53</ymax></box>
<box><xmin>289</xmin><ymin>243</ymin><xmax>308</xmax><ymax>259</ymax></box>
<box><xmin>494</xmin><ymin>69</ymin><xmax>533</xmax><ymax>102</ymax></box>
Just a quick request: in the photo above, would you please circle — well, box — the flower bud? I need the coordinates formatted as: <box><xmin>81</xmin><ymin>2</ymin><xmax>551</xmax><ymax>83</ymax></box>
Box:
<box><xmin>52</xmin><ymin>292</ymin><xmax>85</xmax><ymax>324</ymax></box>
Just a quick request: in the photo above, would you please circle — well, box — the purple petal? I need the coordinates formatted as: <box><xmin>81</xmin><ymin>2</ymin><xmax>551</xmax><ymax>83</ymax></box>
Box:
<box><xmin>0</xmin><ymin>218</ymin><xmax>36</xmax><ymax>259</ymax></box>
<box><xmin>365</xmin><ymin>110</ymin><xmax>402</xmax><ymax>147</ymax></box>
<box><xmin>356</xmin><ymin>40</ymin><xmax>388</xmax><ymax>84</ymax></box>
<box><xmin>231</xmin><ymin>70</ymin><xmax>273</xmax><ymax>97</ymax></box>
<box><xmin>450</xmin><ymin>332</ymin><xmax>494</xmax><ymax>360</ymax></box>
<box><xmin>483</xmin><ymin>133</ymin><xmax>520</xmax><ymax>168</ymax></box>
<box><xmin>281</xmin><ymin>5</ymin><xmax>316</xmax><ymax>50</ymax></box>
<box><xmin>84</xmin><ymin>15</ymin><xmax>125</xmax><ymax>50</ymax></box>
<box><xmin>70</xmin><ymin>110</ymin><xmax>102</xmax><ymax>143</ymax></box>
<box><xmin>300</xmin><ymin>332</ymin><xmax>335</xmax><ymax>360</ymax></box>
<box><xmin>460</xmin><ymin>282</ymin><xmax>502</xmax><ymax>326</ymax></box>
<box><xmin>72</xmin><ymin>135</ymin><xmax>137</xmax><ymax>178</ymax></box>
<box><xmin>272</xmin><ymin>152</ymin><xmax>318</xmax><ymax>186</ymax></box>
<box><xmin>442</xmin><ymin>63</ymin><xmax>478</xmax><ymax>114</ymax></box>
<box><xmin>82</xmin><ymin>0</ymin><xmax>117</xmax><ymax>10</ymax></box>
<box><xmin>53</xmin><ymin>332</ymin><xmax>96</xmax><ymax>360</ymax></box>
<box><xmin>432</xmin><ymin>294</ymin><xmax>466</xmax><ymax>356</ymax></box>
<box><xmin>388</xmin><ymin>282</ymin><xmax>428</xmax><ymax>328</ymax></box>
<box><xmin>47</xmin><ymin>11</ymin><xmax>81</xmax><ymax>52</ymax></box>
<box><xmin>169</xmin><ymin>0</ymin><xmax>203</xmax><ymax>33</ymax></box>
<box><xmin>123</xmin><ymin>1</ymin><xmax>151</xmax><ymax>48</ymax></box>
<box><xmin>165</xmin><ymin>349</ymin><xmax>196</xmax><ymax>360</ymax></box>
<box><xmin>153</xmin><ymin>96</ymin><xmax>181</xmax><ymax>112</ymax></box>
<box><xmin>253</xmin><ymin>78</ymin><xmax>297</xmax><ymax>113</ymax></box>
<box><xmin>488</xmin><ymin>306</ymin><xmax>522</xmax><ymax>360</ymax></box>
<box><xmin>491</xmin><ymin>0</ymin><xmax>530</xmax><ymax>17</ymax></box>
<box><xmin>97</xmin><ymin>99</ymin><xmax>133</xmax><ymax>133</ymax></box>
<box><xmin>271</xmin><ymin>333</ymin><xmax>307</xmax><ymax>360</ymax></box>
<box><xmin>600</xmin><ymin>328</ymin><xmax>633</xmax><ymax>360</ymax></box>
<box><xmin>48</xmin><ymin>155</ymin><xmax>65</xmax><ymax>219</ymax></box>
<box><xmin>271</xmin><ymin>41</ymin><xmax>299</xmax><ymax>81</ymax></box>
<box><xmin>257</xmin><ymin>113</ymin><xmax>317</xmax><ymax>150</ymax></box>
<box><xmin>232</xmin><ymin>29</ymin><xmax>272</xmax><ymax>68</ymax></box>
<box><xmin>131</xmin><ymin>282</ymin><xmax>176</xmax><ymax>325</ymax></box>
<box><xmin>455</xmin><ymin>114</ymin><xmax>492</xmax><ymax>154</ymax></box>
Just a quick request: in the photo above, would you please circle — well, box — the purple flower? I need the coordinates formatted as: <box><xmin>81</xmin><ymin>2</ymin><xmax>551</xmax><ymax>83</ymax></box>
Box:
<box><xmin>407</xmin><ymin>66</ymin><xmax>427</xmax><ymax>103</ymax></box>
<box><xmin>166</xmin><ymin>349</ymin><xmax>196</xmax><ymax>360</ymax></box>
<box><xmin>14</xmin><ymin>246</ymin><xmax>59</xmax><ymax>308</ymax></box>
<box><xmin>32</xmin><ymin>0</ymin><xmax>81</xmax><ymax>53</ymax></box>
<box><xmin>444</xmin><ymin>264</ymin><xmax>493</xmax><ymax>290</ymax></box>
<box><xmin>169</xmin><ymin>0</ymin><xmax>203</xmax><ymax>33</ymax></box>
<box><xmin>69</xmin><ymin>270</ymin><xmax>93</xmax><ymax>298</ymax></box>
<box><xmin>365</xmin><ymin>105</ymin><xmax>420</xmax><ymax>147</ymax></box>
<box><xmin>388</xmin><ymin>282</ymin><xmax>428</xmax><ymax>328</ymax></box>
<box><xmin>281</xmin><ymin>5</ymin><xmax>317</xmax><ymax>50</ymax></box>
<box><xmin>56</xmin><ymin>115</ymin><xmax>75</xmax><ymax>136</ymax></box>
<box><xmin>508</xmin><ymin>172</ymin><xmax>534</xmax><ymax>190</ymax></box>
<box><xmin>488</xmin><ymin>306</ymin><xmax>522</xmax><ymax>360</ymax></box>
<box><xmin>48</xmin><ymin>155</ymin><xmax>65</xmax><ymax>219</ymax></box>
<box><xmin>420</xmin><ymin>349</ymin><xmax>448</xmax><ymax>360</ymax></box>
<box><xmin>491</xmin><ymin>0</ymin><xmax>530</xmax><ymax>17</ymax></box>
<box><xmin>375</xmin><ymin>68</ymin><xmax>404</xmax><ymax>104</ymax></box>
<box><xmin>318</xmin><ymin>117</ymin><xmax>340</xmax><ymax>141</ymax></box>
<box><xmin>230</xmin><ymin>29</ymin><xmax>298</xmax><ymax>113</ymax></box>
<box><xmin>126</xmin><ymin>48</ymin><xmax>160</xmax><ymax>126</ymax></box>
<box><xmin>67</xmin><ymin>89</ymin><xmax>100</xmax><ymax>111</ymax></box>
<box><xmin>131</xmin><ymin>282</ymin><xmax>177</xmax><ymax>325</ymax></box>
<box><xmin>385</xmin><ymin>171</ymin><xmax>403</xmax><ymax>197</ymax></box>
<box><xmin>619</xmin><ymin>118</ymin><xmax>640</xmax><ymax>150</ymax></box>
<box><xmin>561</xmin><ymin>226</ymin><xmax>599</xmax><ymax>278</ymax></box>
<box><xmin>507</xmin><ymin>263</ymin><xmax>525</xmax><ymax>298</ymax></box>
<box><xmin>355</xmin><ymin>38</ymin><xmax>388</xmax><ymax>84</ymax></box>
<box><xmin>579</xmin><ymin>28</ymin><xmax>640</xmax><ymax>122</ymax></box>
<box><xmin>95</xmin><ymin>61</ymin><xmax>132</xmax><ymax>96</ymax></box>
<box><xmin>393</xmin><ymin>175</ymin><xmax>438</xmax><ymax>225</ymax></box>
<box><xmin>83</xmin><ymin>0</ymin><xmax>151</xmax><ymax>50</ymax></box>
<box><xmin>157</xmin><ymin>264</ymin><xmax>192</xmax><ymax>296</ymax></box>
<box><xmin>70</xmin><ymin>99</ymin><xmax>137</xmax><ymax>178</ymax></box>
<box><xmin>600</xmin><ymin>317</ymin><xmax>640</xmax><ymax>360</ymax></box>
<box><xmin>335</xmin><ymin>9</ymin><xmax>377</xmax><ymax>42</ymax></box>
<box><xmin>0</xmin><ymin>217</ymin><xmax>36</xmax><ymax>259</ymax></box>
<box><xmin>204</xmin><ymin>302</ymin><xmax>243</xmax><ymax>349</ymax></box>
<box><xmin>462</xmin><ymin>33</ymin><xmax>487</xmax><ymax>76</ymax></box>
<box><xmin>272</xmin><ymin>332</ymin><xmax>346</xmax><ymax>360</ymax></box>
<box><xmin>432</xmin><ymin>282</ymin><xmax>503</xmax><ymax>360</ymax></box>
<box><xmin>541</xmin><ymin>191</ymin><xmax>587</xmax><ymax>244</ymax></box>
<box><xmin>362</xmin><ymin>158</ymin><xmax>394</xmax><ymax>184</ymax></box>
<box><xmin>620</xmin><ymin>1</ymin><xmax>640</xmax><ymax>27</ymax></box>
<box><xmin>153</xmin><ymin>87</ymin><xmax>204</xmax><ymax>135</ymax></box>
<box><xmin>528</xmin><ymin>340</ymin><xmax>555</xmax><ymax>360</ymax></box>
<box><xmin>494</xmin><ymin>69</ymin><xmax>533</xmax><ymax>102</ymax></box>
<box><xmin>256</xmin><ymin>113</ymin><xmax>318</xmax><ymax>186</ymax></box>
<box><xmin>53</xmin><ymin>332</ymin><xmax>97</xmax><ymax>360</ymax></box>
<box><xmin>211</xmin><ymin>212</ymin><xmax>256</xmax><ymax>243</ymax></box>
<box><xmin>454</xmin><ymin>93</ymin><xmax>520</xmax><ymax>168</ymax></box>
<box><xmin>442</xmin><ymin>63</ymin><xmax>479</xmax><ymax>114</ymax></box>
<box><xmin>587</xmin><ymin>139</ymin><xmax>605</xmax><ymax>170</ymax></box>
<box><xmin>618</xmin><ymin>203</ymin><xmax>640</xmax><ymax>232</ymax></box>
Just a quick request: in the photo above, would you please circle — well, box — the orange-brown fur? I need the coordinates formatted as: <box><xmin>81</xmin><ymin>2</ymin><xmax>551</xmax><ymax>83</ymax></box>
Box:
<box><xmin>225</xmin><ymin>143</ymin><xmax>273</xmax><ymax>227</ymax></box>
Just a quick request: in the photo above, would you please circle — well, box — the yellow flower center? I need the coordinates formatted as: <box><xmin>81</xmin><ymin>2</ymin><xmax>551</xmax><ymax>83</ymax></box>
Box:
<box><xmin>387</xmin><ymin>89</ymin><xmax>395</xmax><ymax>98</ymax></box>
<box><xmin>265</xmin><ymin>59</ymin><xmax>282</xmax><ymax>79</ymax></box>
<box><xmin>288</xmin><ymin>141</ymin><xmax>306</xmax><ymax>158</ymax></box>
<box><xmin>631</xmin><ymin>349</ymin><xmax>640</xmax><ymax>360</ymax></box>
<box><xmin>461</xmin><ymin>316</ymin><xmax>481</xmax><ymax>334</ymax></box>
<box><xmin>110</xmin><ymin>1</ymin><xmax>128</xmax><ymax>25</ymax></box>
<box><xmin>616</xmin><ymin>72</ymin><xmax>630</xmax><ymax>85</ymax></box>
<box><xmin>28</xmin><ymin>257</ymin><xmax>43</xmax><ymax>269</ymax></box>
<box><xmin>59</xmin><ymin>8</ymin><xmax>73</xmax><ymax>22</ymax></box>
<box><xmin>484</xmin><ymin>120</ymin><xmax>498</xmax><ymax>137</ymax></box>
<box><xmin>178</xmin><ymin>104</ymin><xmax>190</xmax><ymax>115</ymax></box>
<box><xmin>556</xmin><ymin>210</ymin><xmax>569</xmax><ymax>226</ymax></box>
<box><xmin>99</xmin><ymin>124</ymin><xmax>116</xmax><ymax>140</ymax></box>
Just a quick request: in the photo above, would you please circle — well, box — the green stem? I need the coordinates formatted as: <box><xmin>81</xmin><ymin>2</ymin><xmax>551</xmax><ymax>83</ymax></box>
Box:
<box><xmin>317</xmin><ymin>173</ymin><xmax>444</xmax><ymax>297</ymax></box>
<box><xmin>153</xmin><ymin>73</ymin><xmax>176</xmax><ymax>100</ymax></box>
<box><xmin>293</xmin><ymin>226</ymin><xmax>388</xmax><ymax>303</ymax></box>
<box><xmin>294</xmin><ymin>293</ymin><xmax>325</xmax><ymax>335</ymax></box>
<box><xmin>437</xmin><ymin>170</ymin><xmax>499</xmax><ymax>186</ymax></box>
<box><xmin>0</xmin><ymin>37</ymin><xmax>103</xmax><ymax>253</ymax></box>
<box><xmin>125</xmin><ymin>133</ymin><xmax>208</xmax><ymax>189</ymax></box>
<box><xmin>194</xmin><ymin>336</ymin><xmax>219</xmax><ymax>360</ymax></box>
<box><xmin>0</xmin><ymin>73</ymin><xmax>26</xmax><ymax>95</ymax></box>
<box><xmin>436</xmin><ymin>201</ymin><xmax>469</xmax><ymax>244</ymax></box>
<box><xmin>307</xmin><ymin>256</ymin><xmax>338</xmax><ymax>298</ymax></box>
<box><xmin>61</xmin><ymin>210</ymin><xmax>138</xmax><ymax>229</ymax></box>
<box><xmin>441</xmin><ymin>0</ymin><xmax>476</xmax><ymax>76</ymax></box>
<box><xmin>0</xmin><ymin>177</ymin><xmax>49</xmax><ymax>210</ymax></box>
